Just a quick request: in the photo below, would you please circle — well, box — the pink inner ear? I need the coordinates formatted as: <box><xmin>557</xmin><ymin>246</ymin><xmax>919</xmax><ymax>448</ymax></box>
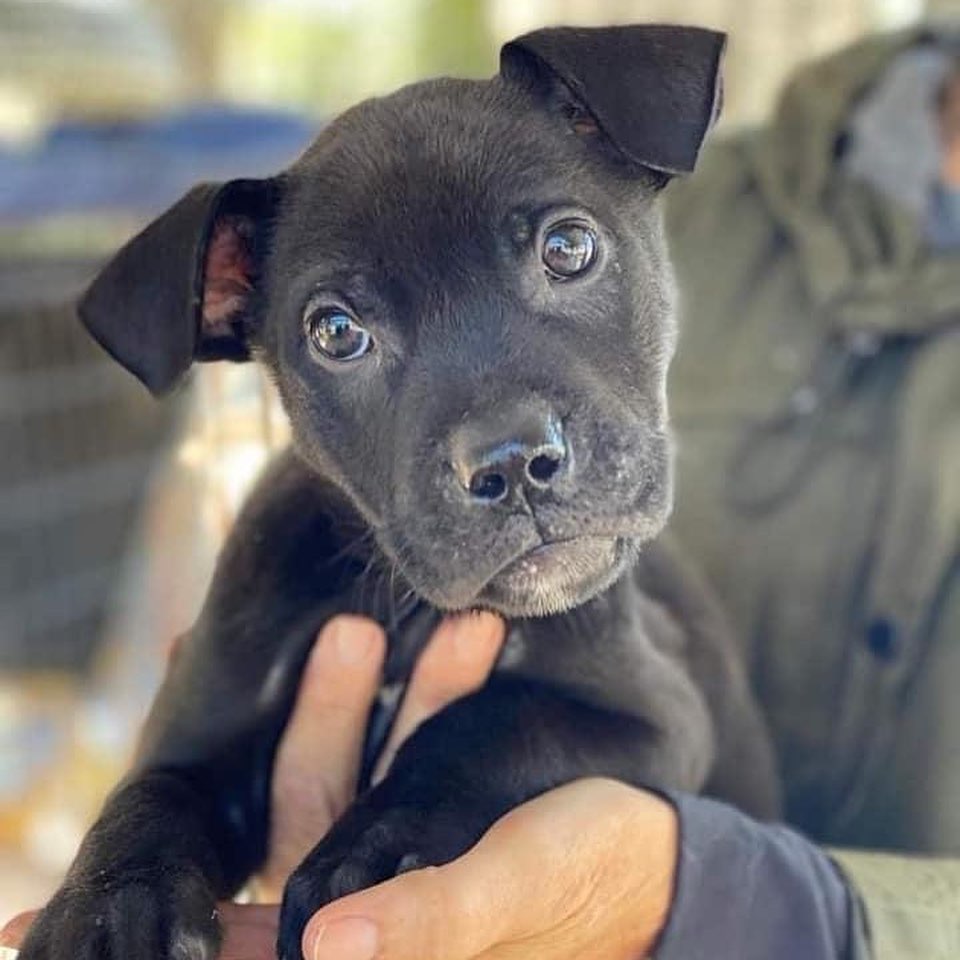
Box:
<box><xmin>202</xmin><ymin>215</ymin><xmax>255</xmax><ymax>329</ymax></box>
<box><xmin>559</xmin><ymin>99</ymin><xmax>600</xmax><ymax>138</ymax></box>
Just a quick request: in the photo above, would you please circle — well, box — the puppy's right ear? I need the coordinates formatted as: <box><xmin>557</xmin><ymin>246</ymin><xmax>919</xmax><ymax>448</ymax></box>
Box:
<box><xmin>78</xmin><ymin>178</ymin><xmax>278</xmax><ymax>396</ymax></box>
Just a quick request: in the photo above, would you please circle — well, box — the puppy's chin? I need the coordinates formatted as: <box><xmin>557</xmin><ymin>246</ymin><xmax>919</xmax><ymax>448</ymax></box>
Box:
<box><xmin>379</xmin><ymin>502</ymin><xmax>671</xmax><ymax>618</ymax></box>
<box><xmin>475</xmin><ymin>535</ymin><xmax>637</xmax><ymax>618</ymax></box>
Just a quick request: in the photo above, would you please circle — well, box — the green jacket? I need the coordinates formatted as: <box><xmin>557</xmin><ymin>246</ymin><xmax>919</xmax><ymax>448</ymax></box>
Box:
<box><xmin>665</xmin><ymin>27</ymin><xmax>959</xmax><ymax>957</ymax></box>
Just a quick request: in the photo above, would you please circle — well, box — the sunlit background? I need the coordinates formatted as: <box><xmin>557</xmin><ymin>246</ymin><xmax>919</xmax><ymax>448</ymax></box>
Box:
<box><xmin>0</xmin><ymin>0</ymin><xmax>954</xmax><ymax>923</ymax></box>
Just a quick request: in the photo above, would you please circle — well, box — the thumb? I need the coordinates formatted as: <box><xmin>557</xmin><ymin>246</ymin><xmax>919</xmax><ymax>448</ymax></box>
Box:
<box><xmin>301</xmin><ymin>838</ymin><xmax>524</xmax><ymax>960</ymax></box>
<box><xmin>300</xmin><ymin>784</ymin><xmax>605</xmax><ymax>960</ymax></box>
<box><xmin>301</xmin><ymin>780</ymin><xmax>676</xmax><ymax>960</ymax></box>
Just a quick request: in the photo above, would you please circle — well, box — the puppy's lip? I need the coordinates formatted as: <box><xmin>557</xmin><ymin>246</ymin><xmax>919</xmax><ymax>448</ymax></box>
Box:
<box><xmin>495</xmin><ymin>535</ymin><xmax>617</xmax><ymax>579</ymax></box>
<box><xmin>475</xmin><ymin>535</ymin><xmax>626</xmax><ymax>617</ymax></box>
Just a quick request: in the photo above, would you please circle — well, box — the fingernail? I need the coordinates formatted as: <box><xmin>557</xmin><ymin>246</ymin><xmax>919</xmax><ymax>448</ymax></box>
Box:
<box><xmin>307</xmin><ymin>917</ymin><xmax>379</xmax><ymax>960</ymax></box>
<box><xmin>322</xmin><ymin>617</ymin><xmax>380</xmax><ymax>665</ymax></box>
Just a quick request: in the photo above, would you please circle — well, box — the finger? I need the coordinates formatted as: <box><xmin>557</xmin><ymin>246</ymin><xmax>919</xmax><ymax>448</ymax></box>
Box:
<box><xmin>217</xmin><ymin>902</ymin><xmax>280</xmax><ymax>960</ymax></box>
<box><xmin>259</xmin><ymin>616</ymin><xmax>386</xmax><ymax>897</ymax></box>
<box><xmin>216</xmin><ymin>903</ymin><xmax>280</xmax><ymax>929</ymax></box>
<box><xmin>280</xmin><ymin>616</ymin><xmax>387</xmax><ymax>809</ymax></box>
<box><xmin>0</xmin><ymin>911</ymin><xmax>37</xmax><ymax>949</ymax></box>
<box><xmin>372</xmin><ymin>612</ymin><xmax>504</xmax><ymax>784</ymax></box>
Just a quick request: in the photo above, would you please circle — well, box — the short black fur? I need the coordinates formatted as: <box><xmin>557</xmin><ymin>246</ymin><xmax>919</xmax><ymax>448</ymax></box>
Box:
<box><xmin>25</xmin><ymin>25</ymin><xmax>779</xmax><ymax>960</ymax></box>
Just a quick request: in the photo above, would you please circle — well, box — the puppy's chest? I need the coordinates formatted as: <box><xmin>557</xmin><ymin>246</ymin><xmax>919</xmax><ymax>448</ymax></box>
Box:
<box><xmin>361</xmin><ymin>605</ymin><xmax>531</xmax><ymax>780</ymax></box>
<box><xmin>355</xmin><ymin>572</ymin><xmax>691</xmax><ymax>786</ymax></box>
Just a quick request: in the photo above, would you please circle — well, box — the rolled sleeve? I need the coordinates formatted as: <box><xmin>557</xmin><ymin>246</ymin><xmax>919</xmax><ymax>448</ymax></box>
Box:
<box><xmin>653</xmin><ymin>793</ymin><xmax>869</xmax><ymax>960</ymax></box>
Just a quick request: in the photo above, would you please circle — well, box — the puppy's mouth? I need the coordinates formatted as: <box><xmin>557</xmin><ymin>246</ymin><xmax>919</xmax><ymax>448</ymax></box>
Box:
<box><xmin>477</xmin><ymin>535</ymin><xmax>630</xmax><ymax>617</ymax></box>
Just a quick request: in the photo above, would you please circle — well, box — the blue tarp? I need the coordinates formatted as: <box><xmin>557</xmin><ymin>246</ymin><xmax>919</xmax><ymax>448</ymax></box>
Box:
<box><xmin>0</xmin><ymin>104</ymin><xmax>318</xmax><ymax>222</ymax></box>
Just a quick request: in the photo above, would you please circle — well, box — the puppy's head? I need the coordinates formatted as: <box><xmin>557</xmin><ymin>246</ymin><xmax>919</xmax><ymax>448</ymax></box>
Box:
<box><xmin>80</xmin><ymin>25</ymin><xmax>724</xmax><ymax>617</ymax></box>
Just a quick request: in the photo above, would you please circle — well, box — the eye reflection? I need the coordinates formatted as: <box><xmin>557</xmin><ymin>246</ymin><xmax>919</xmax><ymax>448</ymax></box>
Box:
<box><xmin>542</xmin><ymin>222</ymin><xmax>597</xmax><ymax>279</ymax></box>
<box><xmin>304</xmin><ymin>305</ymin><xmax>372</xmax><ymax>362</ymax></box>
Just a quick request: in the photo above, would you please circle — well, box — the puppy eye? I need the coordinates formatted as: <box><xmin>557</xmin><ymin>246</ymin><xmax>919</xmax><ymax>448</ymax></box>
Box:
<box><xmin>542</xmin><ymin>221</ymin><xmax>597</xmax><ymax>279</ymax></box>
<box><xmin>304</xmin><ymin>304</ymin><xmax>373</xmax><ymax>362</ymax></box>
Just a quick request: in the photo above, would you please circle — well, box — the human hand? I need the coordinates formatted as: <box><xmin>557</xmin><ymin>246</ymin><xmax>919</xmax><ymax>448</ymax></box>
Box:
<box><xmin>0</xmin><ymin>612</ymin><xmax>505</xmax><ymax>959</ymax></box>
<box><xmin>298</xmin><ymin>777</ymin><xmax>679</xmax><ymax>960</ymax></box>
<box><xmin>258</xmin><ymin>612</ymin><xmax>505</xmax><ymax>898</ymax></box>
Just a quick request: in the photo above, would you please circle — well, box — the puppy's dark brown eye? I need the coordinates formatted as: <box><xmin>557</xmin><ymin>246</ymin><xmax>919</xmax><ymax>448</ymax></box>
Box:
<box><xmin>542</xmin><ymin>221</ymin><xmax>597</xmax><ymax>279</ymax></box>
<box><xmin>305</xmin><ymin>305</ymin><xmax>372</xmax><ymax>362</ymax></box>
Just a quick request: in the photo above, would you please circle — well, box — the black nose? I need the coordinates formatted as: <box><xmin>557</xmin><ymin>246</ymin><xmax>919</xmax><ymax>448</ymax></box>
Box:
<box><xmin>451</xmin><ymin>410</ymin><xmax>568</xmax><ymax>503</ymax></box>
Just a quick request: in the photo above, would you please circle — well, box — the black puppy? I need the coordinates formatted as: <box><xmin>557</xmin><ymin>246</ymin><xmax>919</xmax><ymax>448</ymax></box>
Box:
<box><xmin>23</xmin><ymin>24</ymin><xmax>779</xmax><ymax>960</ymax></box>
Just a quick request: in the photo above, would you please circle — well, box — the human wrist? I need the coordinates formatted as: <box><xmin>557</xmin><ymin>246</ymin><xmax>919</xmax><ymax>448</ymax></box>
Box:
<box><xmin>609</xmin><ymin>782</ymin><xmax>679</xmax><ymax>957</ymax></box>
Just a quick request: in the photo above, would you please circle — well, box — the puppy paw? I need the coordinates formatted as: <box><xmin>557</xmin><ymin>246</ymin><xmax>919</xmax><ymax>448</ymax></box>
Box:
<box><xmin>277</xmin><ymin>800</ymin><xmax>481</xmax><ymax>960</ymax></box>
<box><xmin>20</xmin><ymin>866</ymin><xmax>220</xmax><ymax>960</ymax></box>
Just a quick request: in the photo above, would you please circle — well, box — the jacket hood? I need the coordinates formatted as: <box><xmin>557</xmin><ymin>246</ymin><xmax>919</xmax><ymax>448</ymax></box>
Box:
<box><xmin>749</xmin><ymin>25</ymin><xmax>960</xmax><ymax>335</ymax></box>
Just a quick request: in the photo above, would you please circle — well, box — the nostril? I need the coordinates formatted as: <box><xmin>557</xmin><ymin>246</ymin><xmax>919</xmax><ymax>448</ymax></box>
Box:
<box><xmin>527</xmin><ymin>450</ymin><xmax>563</xmax><ymax>486</ymax></box>
<box><xmin>469</xmin><ymin>469</ymin><xmax>508</xmax><ymax>502</ymax></box>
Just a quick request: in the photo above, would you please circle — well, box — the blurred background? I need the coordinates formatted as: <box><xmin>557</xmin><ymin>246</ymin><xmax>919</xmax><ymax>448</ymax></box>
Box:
<box><xmin>0</xmin><ymin>0</ymin><xmax>956</xmax><ymax>925</ymax></box>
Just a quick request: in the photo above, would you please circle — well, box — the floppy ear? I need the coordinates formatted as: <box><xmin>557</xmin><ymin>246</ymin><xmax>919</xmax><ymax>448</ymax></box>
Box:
<box><xmin>500</xmin><ymin>24</ymin><xmax>726</xmax><ymax>176</ymax></box>
<box><xmin>77</xmin><ymin>178</ymin><xmax>278</xmax><ymax>396</ymax></box>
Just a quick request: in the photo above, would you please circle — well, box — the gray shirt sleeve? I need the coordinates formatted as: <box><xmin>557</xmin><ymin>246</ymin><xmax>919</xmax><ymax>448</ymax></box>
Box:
<box><xmin>654</xmin><ymin>793</ymin><xmax>871</xmax><ymax>960</ymax></box>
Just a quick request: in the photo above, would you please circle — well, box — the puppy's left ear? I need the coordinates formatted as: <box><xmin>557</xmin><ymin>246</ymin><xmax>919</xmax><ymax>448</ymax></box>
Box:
<box><xmin>500</xmin><ymin>24</ymin><xmax>726</xmax><ymax>176</ymax></box>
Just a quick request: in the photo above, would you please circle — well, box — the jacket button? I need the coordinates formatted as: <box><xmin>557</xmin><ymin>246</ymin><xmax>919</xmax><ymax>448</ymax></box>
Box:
<box><xmin>866</xmin><ymin>618</ymin><xmax>900</xmax><ymax>662</ymax></box>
